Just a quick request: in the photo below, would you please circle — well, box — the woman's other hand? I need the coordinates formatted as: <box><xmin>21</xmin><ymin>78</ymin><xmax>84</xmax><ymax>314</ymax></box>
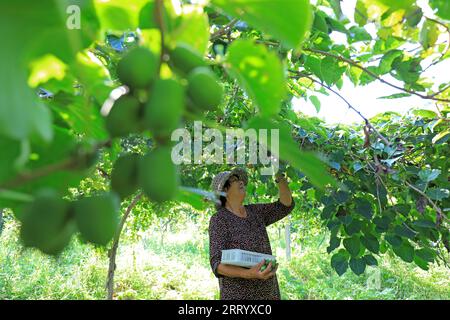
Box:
<box><xmin>246</xmin><ymin>260</ymin><xmax>276</xmax><ymax>280</ymax></box>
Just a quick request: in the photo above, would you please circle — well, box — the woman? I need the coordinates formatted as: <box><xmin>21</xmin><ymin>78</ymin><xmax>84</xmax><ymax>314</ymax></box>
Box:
<box><xmin>209</xmin><ymin>167</ymin><xmax>295</xmax><ymax>300</ymax></box>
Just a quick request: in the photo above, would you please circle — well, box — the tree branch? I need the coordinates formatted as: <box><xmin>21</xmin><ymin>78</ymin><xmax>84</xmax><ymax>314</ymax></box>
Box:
<box><xmin>304</xmin><ymin>48</ymin><xmax>450</xmax><ymax>103</ymax></box>
<box><xmin>106</xmin><ymin>192</ymin><xmax>144</xmax><ymax>300</ymax></box>
<box><xmin>289</xmin><ymin>70</ymin><xmax>391</xmax><ymax>146</ymax></box>
<box><xmin>210</xmin><ymin>19</ymin><xmax>239</xmax><ymax>42</ymax></box>
<box><xmin>0</xmin><ymin>140</ymin><xmax>111</xmax><ymax>190</ymax></box>
<box><xmin>404</xmin><ymin>180</ymin><xmax>446</xmax><ymax>226</ymax></box>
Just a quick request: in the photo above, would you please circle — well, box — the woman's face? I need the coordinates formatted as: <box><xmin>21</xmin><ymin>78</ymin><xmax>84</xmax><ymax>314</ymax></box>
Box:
<box><xmin>225</xmin><ymin>175</ymin><xmax>246</xmax><ymax>201</ymax></box>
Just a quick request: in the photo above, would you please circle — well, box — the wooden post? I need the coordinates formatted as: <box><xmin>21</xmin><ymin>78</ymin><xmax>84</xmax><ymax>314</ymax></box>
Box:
<box><xmin>285</xmin><ymin>216</ymin><xmax>291</xmax><ymax>261</ymax></box>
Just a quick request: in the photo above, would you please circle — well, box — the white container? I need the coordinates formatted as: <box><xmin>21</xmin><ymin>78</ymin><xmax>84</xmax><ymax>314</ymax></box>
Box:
<box><xmin>221</xmin><ymin>249</ymin><xmax>276</xmax><ymax>268</ymax></box>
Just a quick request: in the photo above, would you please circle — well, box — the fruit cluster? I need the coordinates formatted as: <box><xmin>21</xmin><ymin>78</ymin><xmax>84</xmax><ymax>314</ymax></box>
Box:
<box><xmin>19</xmin><ymin>190</ymin><xmax>120</xmax><ymax>255</ymax></box>
<box><xmin>107</xmin><ymin>43</ymin><xmax>224</xmax><ymax>203</ymax></box>
<box><xmin>260</xmin><ymin>259</ymin><xmax>278</xmax><ymax>272</ymax></box>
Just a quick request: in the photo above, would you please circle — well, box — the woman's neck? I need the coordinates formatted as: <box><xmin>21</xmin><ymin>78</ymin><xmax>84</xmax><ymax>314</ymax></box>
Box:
<box><xmin>226</xmin><ymin>199</ymin><xmax>246</xmax><ymax>217</ymax></box>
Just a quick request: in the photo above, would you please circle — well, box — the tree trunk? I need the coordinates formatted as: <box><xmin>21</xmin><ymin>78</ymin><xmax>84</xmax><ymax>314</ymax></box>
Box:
<box><xmin>106</xmin><ymin>192</ymin><xmax>143</xmax><ymax>300</ymax></box>
<box><xmin>285</xmin><ymin>217</ymin><xmax>291</xmax><ymax>261</ymax></box>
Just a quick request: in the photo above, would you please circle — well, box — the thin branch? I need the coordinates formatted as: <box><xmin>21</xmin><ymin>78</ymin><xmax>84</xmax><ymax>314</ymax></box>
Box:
<box><xmin>289</xmin><ymin>70</ymin><xmax>391</xmax><ymax>146</ymax></box>
<box><xmin>404</xmin><ymin>180</ymin><xmax>447</xmax><ymax>225</ymax></box>
<box><xmin>304</xmin><ymin>48</ymin><xmax>450</xmax><ymax>103</ymax></box>
<box><xmin>210</xmin><ymin>19</ymin><xmax>239</xmax><ymax>42</ymax></box>
<box><xmin>0</xmin><ymin>140</ymin><xmax>111</xmax><ymax>190</ymax></box>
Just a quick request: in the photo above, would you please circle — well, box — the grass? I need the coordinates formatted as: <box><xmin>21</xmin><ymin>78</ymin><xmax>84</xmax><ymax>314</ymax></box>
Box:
<box><xmin>0</xmin><ymin>220</ymin><xmax>449</xmax><ymax>300</ymax></box>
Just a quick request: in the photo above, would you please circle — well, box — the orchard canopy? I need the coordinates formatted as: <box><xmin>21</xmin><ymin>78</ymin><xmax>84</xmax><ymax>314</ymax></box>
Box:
<box><xmin>0</xmin><ymin>0</ymin><xmax>449</xmax><ymax>277</ymax></box>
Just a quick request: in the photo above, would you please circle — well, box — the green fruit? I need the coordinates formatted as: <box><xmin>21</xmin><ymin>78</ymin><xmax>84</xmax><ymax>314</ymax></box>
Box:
<box><xmin>117</xmin><ymin>47</ymin><xmax>159</xmax><ymax>89</ymax></box>
<box><xmin>144</xmin><ymin>79</ymin><xmax>184</xmax><ymax>139</ymax></box>
<box><xmin>169</xmin><ymin>43</ymin><xmax>207</xmax><ymax>76</ymax></box>
<box><xmin>260</xmin><ymin>265</ymin><xmax>267</xmax><ymax>272</ymax></box>
<box><xmin>139</xmin><ymin>147</ymin><xmax>179</xmax><ymax>203</ymax></box>
<box><xmin>111</xmin><ymin>154</ymin><xmax>140</xmax><ymax>199</ymax></box>
<box><xmin>187</xmin><ymin>67</ymin><xmax>223</xmax><ymax>111</ymax></box>
<box><xmin>73</xmin><ymin>193</ymin><xmax>120</xmax><ymax>246</ymax></box>
<box><xmin>106</xmin><ymin>95</ymin><xmax>142</xmax><ymax>138</ymax></box>
<box><xmin>39</xmin><ymin>221</ymin><xmax>76</xmax><ymax>255</ymax></box>
<box><xmin>20</xmin><ymin>189</ymin><xmax>73</xmax><ymax>255</ymax></box>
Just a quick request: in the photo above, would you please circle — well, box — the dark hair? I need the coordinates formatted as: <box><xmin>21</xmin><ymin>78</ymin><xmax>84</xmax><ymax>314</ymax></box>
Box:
<box><xmin>219</xmin><ymin>174</ymin><xmax>238</xmax><ymax>207</ymax></box>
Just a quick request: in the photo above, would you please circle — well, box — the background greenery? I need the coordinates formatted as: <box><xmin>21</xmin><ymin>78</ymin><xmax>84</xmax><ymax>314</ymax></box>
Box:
<box><xmin>0</xmin><ymin>0</ymin><xmax>449</xmax><ymax>299</ymax></box>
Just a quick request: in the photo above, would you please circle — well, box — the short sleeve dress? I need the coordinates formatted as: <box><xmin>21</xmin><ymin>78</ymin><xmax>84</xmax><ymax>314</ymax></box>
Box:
<box><xmin>208</xmin><ymin>198</ymin><xmax>295</xmax><ymax>300</ymax></box>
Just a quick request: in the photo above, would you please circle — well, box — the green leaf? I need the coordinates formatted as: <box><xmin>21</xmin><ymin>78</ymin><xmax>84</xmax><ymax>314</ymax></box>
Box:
<box><xmin>432</xmin><ymin>130</ymin><xmax>450</xmax><ymax>145</ymax></box>
<box><xmin>418</xmin><ymin>168</ymin><xmax>441</xmax><ymax>182</ymax></box>
<box><xmin>0</xmin><ymin>0</ymin><xmax>99</xmax><ymax>142</ymax></box>
<box><xmin>335</xmin><ymin>191</ymin><xmax>350</xmax><ymax>204</ymax></box>
<box><xmin>413</xmin><ymin>255</ymin><xmax>429</xmax><ymax>271</ymax></box>
<box><xmin>327</xmin><ymin>235</ymin><xmax>341</xmax><ymax>253</ymax></box>
<box><xmin>0</xmin><ymin>137</ymin><xmax>22</xmax><ymax>184</ymax></box>
<box><xmin>343</xmin><ymin>236</ymin><xmax>361</xmax><ymax>257</ymax></box>
<box><xmin>355</xmin><ymin>0</ymin><xmax>368</xmax><ymax>27</ymax></box>
<box><xmin>363</xmin><ymin>254</ymin><xmax>378</xmax><ymax>266</ymax></box>
<box><xmin>212</xmin><ymin>0</ymin><xmax>313</xmax><ymax>49</ymax></box>
<box><xmin>420</xmin><ymin>20</ymin><xmax>439</xmax><ymax>49</ymax></box>
<box><xmin>245</xmin><ymin>116</ymin><xmax>335</xmax><ymax>189</ymax></box>
<box><xmin>392</xmin><ymin>240</ymin><xmax>415</xmax><ymax>263</ymax></box>
<box><xmin>415</xmin><ymin>248</ymin><xmax>436</xmax><ymax>263</ymax></box>
<box><xmin>361</xmin><ymin>233</ymin><xmax>380</xmax><ymax>254</ymax></box>
<box><xmin>313</xmin><ymin>11</ymin><xmax>329</xmax><ymax>34</ymax></box>
<box><xmin>170</xmin><ymin>6</ymin><xmax>210</xmax><ymax>55</ymax></box>
<box><xmin>385</xmin><ymin>233</ymin><xmax>403</xmax><ymax>247</ymax></box>
<box><xmin>345</xmin><ymin>219</ymin><xmax>363</xmax><ymax>236</ymax></box>
<box><xmin>349</xmin><ymin>257</ymin><xmax>366</xmax><ymax>275</ymax></box>
<box><xmin>331</xmin><ymin>251</ymin><xmax>349</xmax><ymax>276</ymax></box>
<box><xmin>226</xmin><ymin>40</ymin><xmax>286</xmax><ymax>117</ymax></box>
<box><xmin>304</xmin><ymin>55</ymin><xmax>323</xmax><ymax>79</ymax></box>
<box><xmin>394</xmin><ymin>224</ymin><xmax>417</xmax><ymax>240</ymax></box>
<box><xmin>321</xmin><ymin>205</ymin><xmax>337</xmax><ymax>220</ymax></box>
<box><xmin>348</xmin><ymin>26</ymin><xmax>372</xmax><ymax>43</ymax></box>
<box><xmin>378</xmin><ymin>50</ymin><xmax>403</xmax><ymax>75</ymax></box>
<box><xmin>309</xmin><ymin>95</ymin><xmax>321</xmax><ymax>113</ymax></box>
<box><xmin>429</xmin><ymin>0</ymin><xmax>450</xmax><ymax>20</ymax></box>
<box><xmin>412</xmin><ymin>219</ymin><xmax>436</xmax><ymax>229</ymax></box>
<box><xmin>320</xmin><ymin>57</ymin><xmax>346</xmax><ymax>86</ymax></box>
<box><xmin>355</xmin><ymin>198</ymin><xmax>374</xmax><ymax>219</ymax></box>
<box><xmin>426</xmin><ymin>188</ymin><xmax>449</xmax><ymax>201</ymax></box>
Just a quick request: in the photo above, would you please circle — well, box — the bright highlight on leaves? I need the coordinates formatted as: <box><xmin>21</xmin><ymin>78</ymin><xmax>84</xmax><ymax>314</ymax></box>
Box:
<box><xmin>226</xmin><ymin>40</ymin><xmax>286</xmax><ymax>117</ymax></box>
<box><xmin>212</xmin><ymin>0</ymin><xmax>313</xmax><ymax>49</ymax></box>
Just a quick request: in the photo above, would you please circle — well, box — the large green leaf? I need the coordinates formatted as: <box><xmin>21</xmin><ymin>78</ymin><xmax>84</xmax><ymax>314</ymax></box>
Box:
<box><xmin>355</xmin><ymin>197</ymin><xmax>373</xmax><ymax>219</ymax></box>
<box><xmin>170</xmin><ymin>5</ymin><xmax>210</xmax><ymax>54</ymax></box>
<box><xmin>0</xmin><ymin>0</ymin><xmax>99</xmax><ymax>142</ymax></box>
<box><xmin>343</xmin><ymin>236</ymin><xmax>361</xmax><ymax>257</ymax></box>
<box><xmin>429</xmin><ymin>0</ymin><xmax>450</xmax><ymax>20</ymax></box>
<box><xmin>331</xmin><ymin>251</ymin><xmax>349</xmax><ymax>276</ymax></box>
<box><xmin>349</xmin><ymin>257</ymin><xmax>366</xmax><ymax>275</ymax></box>
<box><xmin>420</xmin><ymin>20</ymin><xmax>439</xmax><ymax>49</ymax></box>
<box><xmin>246</xmin><ymin>116</ymin><xmax>336</xmax><ymax>189</ymax></box>
<box><xmin>361</xmin><ymin>233</ymin><xmax>380</xmax><ymax>254</ymax></box>
<box><xmin>212</xmin><ymin>0</ymin><xmax>313</xmax><ymax>49</ymax></box>
<box><xmin>227</xmin><ymin>40</ymin><xmax>286</xmax><ymax>117</ymax></box>
<box><xmin>320</xmin><ymin>57</ymin><xmax>346</xmax><ymax>86</ymax></box>
<box><xmin>392</xmin><ymin>240</ymin><xmax>415</xmax><ymax>263</ymax></box>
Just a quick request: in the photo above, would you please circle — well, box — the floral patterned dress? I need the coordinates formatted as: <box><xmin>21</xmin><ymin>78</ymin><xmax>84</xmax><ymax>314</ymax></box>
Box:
<box><xmin>209</xmin><ymin>199</ymin><xmax>295</xmax><ymax>300</ymax></box>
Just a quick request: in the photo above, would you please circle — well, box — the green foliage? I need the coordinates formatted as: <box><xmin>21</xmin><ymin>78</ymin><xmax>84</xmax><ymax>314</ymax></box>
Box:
<box><xmin>0</xmin><ymin>0</ymin><xmax>448</xmax><ymax>281</ymax></box>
